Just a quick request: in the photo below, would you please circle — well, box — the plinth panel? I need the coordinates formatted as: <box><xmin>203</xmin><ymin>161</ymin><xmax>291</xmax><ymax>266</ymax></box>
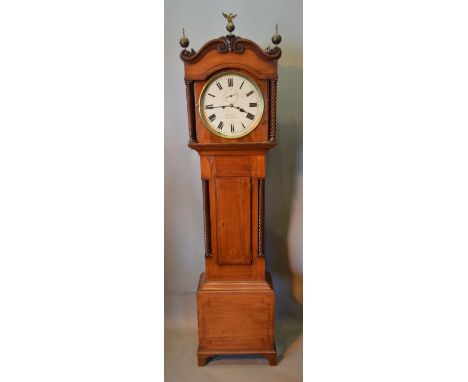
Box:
<box><xmin>196</xmin><ymin>272</ymin><xmax>276</xmax><ymax>363</ymax></box>
<box><xmin>198</xmin><ymin>293</ymin><xmax>273</xmax><ymax>348</ymax></box>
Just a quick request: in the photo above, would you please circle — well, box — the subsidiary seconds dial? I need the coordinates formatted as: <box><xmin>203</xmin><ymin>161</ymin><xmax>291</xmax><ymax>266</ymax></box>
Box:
<box><xmin>199</xmin><ymin>72</ymin><xmax>264</xmax><ymax>139</ymax></box>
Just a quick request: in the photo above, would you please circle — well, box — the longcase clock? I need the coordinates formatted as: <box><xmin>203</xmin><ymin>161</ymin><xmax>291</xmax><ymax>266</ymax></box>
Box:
<box><xmin>179</xmin><ymin>13</ymin><xmax>282</xmax><ymax>366</ymax></box>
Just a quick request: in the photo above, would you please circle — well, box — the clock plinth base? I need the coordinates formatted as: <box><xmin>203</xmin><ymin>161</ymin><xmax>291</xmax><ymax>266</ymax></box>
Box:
<box><xmin>196</xmin><ymin>272</ymin><xmax>277</xmax><ymax>366</ymax></box>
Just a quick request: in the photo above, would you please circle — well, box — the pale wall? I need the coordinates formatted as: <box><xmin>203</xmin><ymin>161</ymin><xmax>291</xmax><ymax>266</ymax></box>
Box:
<box><xmin>164</xmin><ymin>0</ymin><xmax>302</xmax><ymax>326</ymax></box>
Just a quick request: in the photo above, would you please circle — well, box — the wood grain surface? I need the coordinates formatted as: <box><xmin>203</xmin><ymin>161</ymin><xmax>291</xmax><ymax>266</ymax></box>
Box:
<box><xmin>181</xmin><ymin>34</ymin><xmax>280</xmax><ymax>366</ymax></box>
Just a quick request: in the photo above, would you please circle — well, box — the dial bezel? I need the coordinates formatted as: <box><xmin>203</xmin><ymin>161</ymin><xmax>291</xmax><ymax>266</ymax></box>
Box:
<box><xmin>198</xmin><ymin>71</ymin><xmax>265</xmax><ymax>139</ymax></box>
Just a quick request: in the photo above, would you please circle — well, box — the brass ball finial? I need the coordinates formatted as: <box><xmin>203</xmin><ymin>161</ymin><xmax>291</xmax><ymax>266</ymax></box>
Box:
<box><xmin>179</xmin><ymin>28</ymin><xmax>189</xmax><ymax>48</ymax></box>
<box><xmin>272</xmin><ymin>24</ymin><xmax>282</xmax><ymax>45</ymax></box>
<box><xmin>222</xmin><ymin>12</ymin><xmax>237</xmax><ymax>34</ymax></box>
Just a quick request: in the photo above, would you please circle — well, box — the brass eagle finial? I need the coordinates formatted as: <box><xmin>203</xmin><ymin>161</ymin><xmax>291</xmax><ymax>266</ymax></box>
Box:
<box><xmin>222</xmin><ymin>12</ymin><xmax>237</xmax><ymax>34</ymax></box>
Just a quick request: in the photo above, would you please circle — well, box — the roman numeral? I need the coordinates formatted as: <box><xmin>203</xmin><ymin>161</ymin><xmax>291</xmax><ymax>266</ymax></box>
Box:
<box><xmin>216</xmin><ymin>81</ymin><xmax>222</xmax><ymax>90</ymax></box>
<box><xmin>218</xmin><ymin>121</ymin><xmax>224</xmax><ymax>130</ymax></box>
<box><xmin>205</xmin><ymin>104</ymin><xmax>213</xmax><ymax>109</ymax></box>
<box><xmin>246</xmin><ymin>90</ymin><xmax>254</xmax><ymax>97</ymax></box>
<box><xmin>246</xmin><ymin>113</ymin><xmax>254</xmax><ymax>120</ymax></box>
<box><xmin>228</xmin><ymin>78</ymin><xmax>233</xmax><ymax>87</ymax></box>
<box><xmin>239</xmin><ymin>81</ymin><xmax>244</xmax><ymax>89</ymax></box>
<box><xmin>249</xmin><ymin>102</ymin><xmax>257</xmax><ymax>107</ymax></box>
<box><xmin>242</xmin><ymin>122</ymin><xmax>246</xmax><ymax>129</ymax></box>
<box><xmin>208</xmin><ymin>114</ymin><xmax>216</xmax><ymax>122</ymax></box>
<box><xmin>230</xmin><ymin>124</ymin><xmax>235</xmax><ymax>133</ymax></box>
<box><xmin>208</xmin><ymin>93</ymin><xmax>215</xmax><ymax>97</ymax></box>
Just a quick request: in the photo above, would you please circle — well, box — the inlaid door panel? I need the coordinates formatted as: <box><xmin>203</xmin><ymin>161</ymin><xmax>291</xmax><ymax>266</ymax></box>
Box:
<box><xmin>198</xmin><ymin>292</ymin><xmax>274</xmax><ymax>349</ymax></box>
<box><xmin>215</xmin><ymin>177</ymin><xmax>251</xmax><ymax>265</ymax></box>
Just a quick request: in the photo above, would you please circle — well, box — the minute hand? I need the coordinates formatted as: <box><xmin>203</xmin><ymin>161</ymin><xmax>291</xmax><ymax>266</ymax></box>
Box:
<box><xmin>206</xmin><ymin>105</ymin><xmax>232</xmax><ymax>109</ymax></box>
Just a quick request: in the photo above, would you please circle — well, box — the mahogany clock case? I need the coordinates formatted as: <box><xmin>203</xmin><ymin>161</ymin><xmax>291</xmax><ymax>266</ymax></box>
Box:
<box><xmin>179</xmin><ymin>33</ymin><xmax>284</xmax><ymax>366</ymax></box>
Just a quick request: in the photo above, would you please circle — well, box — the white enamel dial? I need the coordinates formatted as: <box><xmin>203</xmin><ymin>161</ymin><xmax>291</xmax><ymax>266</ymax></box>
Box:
<box><xmin>199</xmin><ymin>72</ymin><xmax>264</xmax><ymax>139</ymax></box>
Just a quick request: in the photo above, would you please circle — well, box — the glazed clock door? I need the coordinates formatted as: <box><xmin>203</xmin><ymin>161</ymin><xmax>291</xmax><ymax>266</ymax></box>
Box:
<box><xmin>199</xmin><ymin>71</ymin><xmax>264</xmax><ymax>139</ymax></box>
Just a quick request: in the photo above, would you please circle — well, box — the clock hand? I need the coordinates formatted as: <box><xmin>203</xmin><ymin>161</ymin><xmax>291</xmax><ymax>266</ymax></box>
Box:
<box><xmin>206</xmin><ymin>105</ymin><xmax>232</xmax><ymax>109</ymax></box>
<box><xmin>206</xmin><ymin>104</ymin><xmax>247</xmax><ymax>112</ymax></box>
<box><xmin>231</xmin><ymin>105</ymin><xmax>247</xmax><ymax>113</ymax></box>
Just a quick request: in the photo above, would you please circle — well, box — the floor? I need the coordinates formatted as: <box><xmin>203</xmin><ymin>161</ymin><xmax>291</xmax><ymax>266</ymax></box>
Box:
<box><xmin>165</xmin><ymin>328</ymin><xmax>302</xmax><ymax>382</ymax></box>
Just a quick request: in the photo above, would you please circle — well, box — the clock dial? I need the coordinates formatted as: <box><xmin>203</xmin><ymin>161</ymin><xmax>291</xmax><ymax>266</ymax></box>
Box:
<box><xmin>199</xmin><ymin>72</ymin><xmax>264</xmax><ymax>139</ymax></box>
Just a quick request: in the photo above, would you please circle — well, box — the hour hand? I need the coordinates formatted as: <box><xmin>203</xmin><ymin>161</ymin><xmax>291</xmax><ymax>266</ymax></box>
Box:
<box><xmin>233</xmin><ymin>106</ymin><xmax>247</xmax><ymax>113</ymax></box>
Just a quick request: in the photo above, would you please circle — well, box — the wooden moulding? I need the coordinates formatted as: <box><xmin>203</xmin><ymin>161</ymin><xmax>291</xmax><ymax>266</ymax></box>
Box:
<box><xmin>180</xmin><ymin>35</ymin><xmax>282</xmax><ymax>64</ymax></box>
<box><xmin>188</xmin><ymin>141</ymin><xmax>276</xmax><ymax>152</ymax></box>
<box><xmin>197</xmin><ymin>348</ymin><xmax>277</xmax><ymax>367</ymax></box>
<box><xmin>197</xmin><ymin>271</ymin><xmax>274</xmax><ymax>292</ymax></box>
